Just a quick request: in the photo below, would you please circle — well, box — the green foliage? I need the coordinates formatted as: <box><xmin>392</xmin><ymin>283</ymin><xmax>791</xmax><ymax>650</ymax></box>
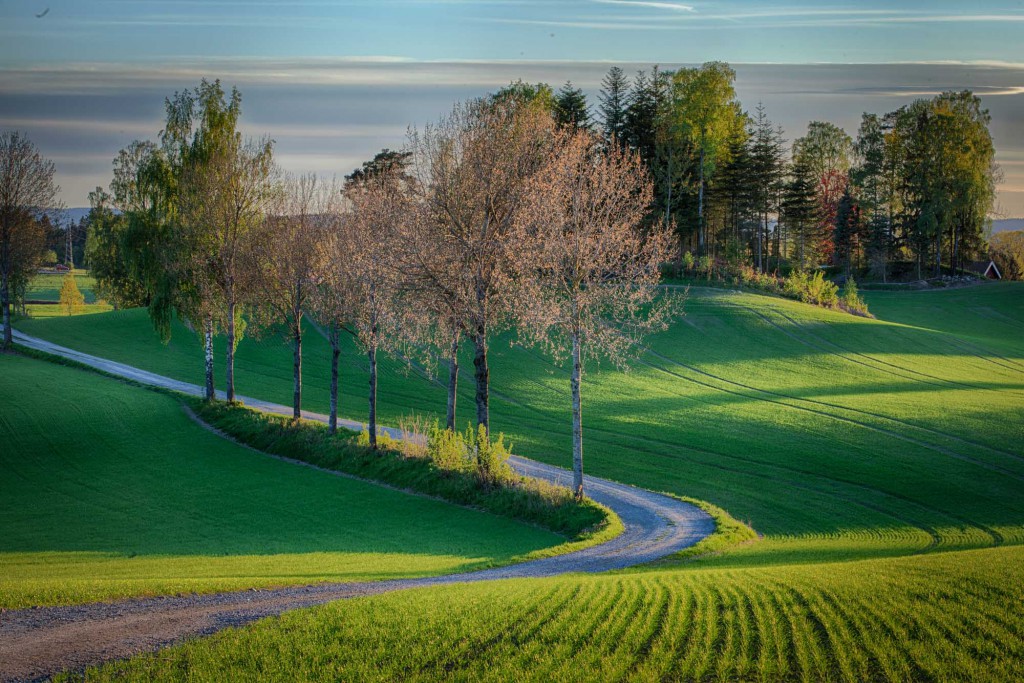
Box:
<box><xmin>41</xmin><ymin>249</ymin><xmax>58</xmax><ymax>265</ymax></box>
<box><xmin>840</xmin><ymin>277</ymin><xmax>870</xmax><ymax>316</ymax></box>
<box><xmin>697</xmin><ymin>254</ymin><xmax>713</xmax><ymax>280</ymax></box>
<box><xmin>426</xmin><ymin>422</ymin><xmax>470</xmax><ymax>473</ymax></box>
<box><xmin>680</xmin><ymin>250</ymin><xmax>695</xmax><ymax>272</ymax></box>
<box><xmin>553</xmin><ymin>80</ymin><xmax>589</xmax><ymax>132</ymax></box>
<box><xmin>783</xmin><ymin>269</ymin><xmax>839</xmax><ymax>307</ymax></box>
<box><xmin>58</xmin><ymin>272</ymin><xmax>85</xmax><ymax>316</ymax></box>
<box><xmin>0</xmin><ymin>354</ymin><xmax>567</xmax><ymax>608</ymax></box>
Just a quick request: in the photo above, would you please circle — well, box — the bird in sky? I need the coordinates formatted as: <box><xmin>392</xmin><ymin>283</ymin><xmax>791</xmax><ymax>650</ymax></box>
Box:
<box><xmin>36</xmin><ymin>7</ymin><xmax>50</xmax><ymax>18</ymax></box>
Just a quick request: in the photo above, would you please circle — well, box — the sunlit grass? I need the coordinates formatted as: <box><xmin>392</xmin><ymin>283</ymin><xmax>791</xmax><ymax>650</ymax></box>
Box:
<box><xmin>0</xmin><ymin>354</ymin><xmax>565</xmax><ymax>609</ymax></box>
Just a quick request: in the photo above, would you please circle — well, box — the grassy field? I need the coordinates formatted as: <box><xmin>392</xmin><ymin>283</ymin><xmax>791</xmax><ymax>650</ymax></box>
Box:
<box><xmin>63</xmin><ymin>545</ymin><xmax>1024</xmax><ymax>682</ymax></box>
<box><xmin>0</xmin><ymin>354</ymin><xmax>565</xmax><ymax>609</ymax></box>
<box><xmin>14</xmin><ymin>282</ymin><xmax>1024</xmax><ymax>680</ymax></box>
<box><xmin>25</xmin><ymin>269</ymin><xmax>100</xmax><ymax>303</ymax></box>
<box><xmin>19</xmin><ymin>269</ymin><xmax>112</xmax><ymax>319</ymax></box>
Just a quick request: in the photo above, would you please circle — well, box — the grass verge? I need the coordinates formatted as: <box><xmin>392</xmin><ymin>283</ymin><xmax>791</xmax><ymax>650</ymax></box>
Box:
<box><xmin>191</xmin><ymin>399</ymin><xmax>617</xmax><ymax>546</ymax></box>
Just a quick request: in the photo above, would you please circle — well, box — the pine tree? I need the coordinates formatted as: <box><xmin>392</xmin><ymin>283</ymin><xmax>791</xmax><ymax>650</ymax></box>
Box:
<box><xmin>554</xmin><ymin>81</ymin><xmax>590</xmax><ymax>132</ymax></box>
<box><xmin>599</xmin><ymin>66</ymin><xmax>629</xmax><ymax>147</ymax></box>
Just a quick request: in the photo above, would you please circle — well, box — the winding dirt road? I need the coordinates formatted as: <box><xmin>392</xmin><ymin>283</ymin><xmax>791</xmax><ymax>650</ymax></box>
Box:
<box><xmin>2</xmin><ymin>329</ymin><xmax>714</xmax><ymax>683</ymax></box>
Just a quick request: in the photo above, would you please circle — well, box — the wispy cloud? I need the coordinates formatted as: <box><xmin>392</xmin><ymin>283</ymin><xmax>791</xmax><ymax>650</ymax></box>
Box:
<box><xmin>592</xmin><ymin>1</ymin><xmax>695</xmax><ymax>12</ymax></box>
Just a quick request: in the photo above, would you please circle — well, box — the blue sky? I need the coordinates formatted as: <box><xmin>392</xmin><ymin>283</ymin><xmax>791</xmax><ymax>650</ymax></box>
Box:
<box><xmin>1</xmin><ymin>0</ymin><xmax>1023</xmax><ymax>214</ymax></box>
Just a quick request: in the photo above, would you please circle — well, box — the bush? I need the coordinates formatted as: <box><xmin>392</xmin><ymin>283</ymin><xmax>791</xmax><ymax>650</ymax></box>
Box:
<box><xmin>784</xmin><ymin>270</ymin><xmax>838</xmax><ymax>307</ymax></box>
<box><xmin>840</xmin><ymin>277</ymin><xmax>870</xmax><ymax>316</ymax></box>
<box><xmin>681</xmin><ymin>251</ymin><xmax>695</xmax><ymax>273</ymax></box>
<box><xmin>698</xmin><ymin>255</ymin><xmax>714</xmax><ymax>280</ymax></box>
<box><xmin>426</xmin><ymin>422</ymin><xmax>470</xmax><ymax>473</ymax></box>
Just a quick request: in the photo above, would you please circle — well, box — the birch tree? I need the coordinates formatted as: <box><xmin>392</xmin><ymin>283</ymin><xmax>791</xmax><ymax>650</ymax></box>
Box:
<box><xmin>318</xmin><ymin>172</ymin><xmax>406</xmax><ymax>448</ymax></box>
<box><xmin>667</xmin><ymin>62</ymin><xmax>745</xmax><ymax>255</ymax></box>
<box><xmin>248</xmin><ymin>174</ymin><xmax>334</xmax><ymax>420</ymax></box>
<box><xmin>0</xmin><ymin>131</ymin><xmax>59</xmax><ymax>349</ymax></box>
<box><xmin>513</xmin><ymin>130</ymin><xmax>676</xmax><ymax>498</ymax></box>
<box><xmin>407</xmin><ymin>98</ymin><xmax>556</xmax><ymax>432</ymax></box>
<box><xmin>165</xmin><ymin>79</ymin><xmax>275</xmax><ymax>403</ymax></box>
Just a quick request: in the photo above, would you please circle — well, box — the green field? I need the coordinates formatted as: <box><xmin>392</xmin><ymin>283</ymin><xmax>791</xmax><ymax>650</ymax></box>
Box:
<box><xmin>19</xmin><ymin>269</ymin><xmax>113</xmax><ymax>319</ymax></box>
<box><xmin>15</xmin><ymin>282</ymin><xmax>1024</xmax><ymax>680</ymax></box>
<box><xmin>63</xmin><ymin>545</ymin><xmax>1024</xmax><ymax>682</ymax></box>
<box><xmin>25</xmin><ymin>269</ymin><xmax>100</xmax><ymax>303</ymax></box>
<box><xmin>0</xmin><ymin>355</ymin><xmax>565</xmax><ymax>609</ymax></box>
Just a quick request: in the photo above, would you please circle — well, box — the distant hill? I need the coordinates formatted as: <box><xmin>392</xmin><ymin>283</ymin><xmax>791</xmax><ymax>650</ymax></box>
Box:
<box><xmin>63</xmin><ymin>207</ymin><xmax>91</xmax><ymax>225</ymax></box>
<box><xmin>992</xmin><ymin>219</ymin><xmax>1024</xmax><ymax>234</ymax></box>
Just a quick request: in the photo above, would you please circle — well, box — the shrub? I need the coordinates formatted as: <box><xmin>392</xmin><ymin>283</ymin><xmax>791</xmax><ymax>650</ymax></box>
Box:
<box><xmin>784</xmin><ymin>270</ymin><xmax>838</xmax><ymax>307</ymax></box>
<box><xmin>681</xmin><ymin>251</ymin><xmax>695</xmax><ymax>273</ymax></box>
<box><xmin>698</xmin><ymin>255</ymin><xmax>714</xmax><ymax>280</ymax></box>
<box><xmin>840</xmin><ymin>277</ymin><xmax>870</xmax><ymax>316</ymax></box>
<box><xmin>426</xmin><ymin>422</ymin><xmax>470</xmax><ymax>473</ymax></box>
<box><xmin>469</xmin><ymin>424</ymin><xmax>515</xmax><ymax>488</ymax></box>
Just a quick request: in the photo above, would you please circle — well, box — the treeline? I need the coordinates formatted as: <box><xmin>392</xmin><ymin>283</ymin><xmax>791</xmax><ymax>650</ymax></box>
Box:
<box><xmin>85</xmin><ymin>80</ymin><xmax>676</xmax><ymax>498</ymax></box>
<box><xmin>525</xmin><ymin>63</ymin><xmax>998</xmax><ymax>280</ymax></box>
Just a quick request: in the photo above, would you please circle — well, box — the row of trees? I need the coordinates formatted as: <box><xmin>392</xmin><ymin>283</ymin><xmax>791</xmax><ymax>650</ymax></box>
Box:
<box><xmin>535</xmin><ymin>64</ymin><xmax>999</xmax><ymax>280</ymax></box>
<box><xmin>87</xmin><ymin>80</ymin><xmax>675</xmax><ymax>498</ymax></box>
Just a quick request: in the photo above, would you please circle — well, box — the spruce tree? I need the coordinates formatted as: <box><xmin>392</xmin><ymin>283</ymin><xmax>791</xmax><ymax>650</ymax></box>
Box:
<box><xmin>599</xmin><ymin>66</ymin><xmax>629</xmax><ymax>147</ymax></box>
<box><xmin>554</xmin><ymin>81</ymin><xmax>590</xmax><ymax>132</ymax></box>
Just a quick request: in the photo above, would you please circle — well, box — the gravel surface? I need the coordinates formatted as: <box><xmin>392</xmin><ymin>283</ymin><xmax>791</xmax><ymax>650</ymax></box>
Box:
<box><xmin>2</xmin><ymin>328</ymin><xmax>714</xmax><ymax>683</ymax></box>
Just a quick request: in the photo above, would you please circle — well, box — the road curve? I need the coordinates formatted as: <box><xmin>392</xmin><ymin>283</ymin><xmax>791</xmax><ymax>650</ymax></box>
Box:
<box><xmin>2</xmin><ymin>328</ymin><xmax>714</xmax><ymax>683</ymax></box>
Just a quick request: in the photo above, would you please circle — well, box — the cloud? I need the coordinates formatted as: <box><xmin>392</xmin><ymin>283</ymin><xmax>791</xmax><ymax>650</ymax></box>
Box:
<box><xmin>3</xmin><ymin>58</ymin><xmax>1022</xmax><ymax>215</ymax></box>
<box><xmin>592</xmin><ymin>1</ymin><xmax>695</xmax><ymax>12</ymax></box>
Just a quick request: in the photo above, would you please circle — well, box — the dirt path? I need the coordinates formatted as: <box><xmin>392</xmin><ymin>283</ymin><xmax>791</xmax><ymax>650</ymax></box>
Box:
<box><xmin>2</xmin><ymin>329</ymin><xmax>715</xmax><ymax>683</ymax></box>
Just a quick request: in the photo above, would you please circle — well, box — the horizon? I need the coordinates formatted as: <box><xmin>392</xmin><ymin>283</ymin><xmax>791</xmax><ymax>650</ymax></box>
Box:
<box><xmin>1</xmin><ymin>1</ymin><xmax>1022</xmax><ymax>215</ymax></box>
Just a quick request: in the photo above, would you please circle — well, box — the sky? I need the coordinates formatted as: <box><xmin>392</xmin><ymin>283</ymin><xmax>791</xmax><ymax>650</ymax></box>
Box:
<box><xmin>1</xmin><ymin>0</ymin><xmax>1023</xmax><ymax>216</ymax></box>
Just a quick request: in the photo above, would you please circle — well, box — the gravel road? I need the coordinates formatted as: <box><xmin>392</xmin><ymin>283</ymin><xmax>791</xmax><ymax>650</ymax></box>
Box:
<box><xmin>2</xmin><ymin>328</ymin><xmax>714</xmax><ymax>683</ymax></box>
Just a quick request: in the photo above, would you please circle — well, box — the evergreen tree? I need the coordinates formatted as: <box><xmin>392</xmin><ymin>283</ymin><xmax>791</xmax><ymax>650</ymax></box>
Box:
<box><xmin>749</xmin><ymin>103</ymin><xmax>785</xmax><ymax>272</ymax></box>
<box><xmin>554</xmin><ymin>81</ymin><xmax>590</xmax><ymax>132</ymax></box>
<box><xmin>834</xmin><ymin>187</ymin><xmax>862</xmax><ymax>276</ymax></box>
<box><xmin>599</xmin><ymin>66</ymin><xmax>630</xmax><ymax>146</ymax></box>
<box><xmin>623</xmin><ymin>66</ymin><xmax>668</xmax><ymax>166</ymax></box>
<box><xmin>782</xmin><ymin>157</ymin><xmax>817</xmax><ymax>270</ymax></box>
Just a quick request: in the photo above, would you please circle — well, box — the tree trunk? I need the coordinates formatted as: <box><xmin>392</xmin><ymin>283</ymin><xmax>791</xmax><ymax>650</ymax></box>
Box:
<box><xmin>203</xmin><ymin>316</ymin><xmax>215</xmax><ymax>402</ymax></box>
<box><xmin>570</xmin><ymin>331</ymin><xmax>584</xmax><ymax>500</ymax></box>
<box><xmin>367</xmin><ymin>344</ymin><xmax>377</xmax><ymax>450</ymax></box>
<box><xmin>698</xmin><ymin>145</ymin><xmax>706</xmax><ymax>255</ymax></box>
<box><xmin>226</xmin><ymin>297</ymin><xmax>236</xmax><ymax>403</ymax></box>
<box><xmin>1</xmin><ymin>270</ymin><xmax>11</xmax><ymax>350</ymax></box>
<box><xmin>472</xmin><ymin>324</ymin><xmax>489</xmax><ymax>434</ymax></box>
<box><xmin>329</xmin><ymin>324</ymin><xmax>340</xmax><ymax>435</ymax></box>
<box><xmin>935</xmin><ymin>231</ymin><xmax>942</xmax><ymax>278</ymax></box>
<box><xmin>292</xmin><ymin>317</ymin><xmax>302</xmax><ymax>420</ymax></box>
<box><xmin>446</xmin><ymin>326</ymin><xmax>459</xmax><ymax>431</ymax></box>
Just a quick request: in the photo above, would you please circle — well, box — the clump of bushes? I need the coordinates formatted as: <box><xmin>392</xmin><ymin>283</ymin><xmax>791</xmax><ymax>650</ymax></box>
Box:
<box><xmin>783</xmin><ymin>269</ymin><xmax>839</xmax><ymax>307</ymax></box>
<box><xmin>424</xmin><ymin>422</ymin><xmax>515</xmax><ymax>488</ymax></box>
<box><xmin>194</xmin><ymin>400</ymin><xmax>609</xmax><ymax>538</ymax></box>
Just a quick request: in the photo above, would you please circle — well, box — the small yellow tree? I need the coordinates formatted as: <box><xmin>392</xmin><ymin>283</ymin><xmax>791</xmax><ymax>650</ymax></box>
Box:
<box><xmin>59</xmin><ymin>272</ymin><xmax>84</xmax><ymax>316</ymax></box>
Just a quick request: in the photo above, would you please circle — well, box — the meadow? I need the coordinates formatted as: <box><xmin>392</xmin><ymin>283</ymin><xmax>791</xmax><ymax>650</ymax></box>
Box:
<box><xmin>20</xmin><ymin>269</ymin><xmax>112</xmax><ymax>319</ymax></box>
<box><xmin>13</xmin><ymin>280</ymin><xmax>1024</xmax><ymax>680</ymax></box>
<box><xmin>0</xmin><ymin>354</ymin><xmax>565</xmax><ymax>609</ymax></box>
